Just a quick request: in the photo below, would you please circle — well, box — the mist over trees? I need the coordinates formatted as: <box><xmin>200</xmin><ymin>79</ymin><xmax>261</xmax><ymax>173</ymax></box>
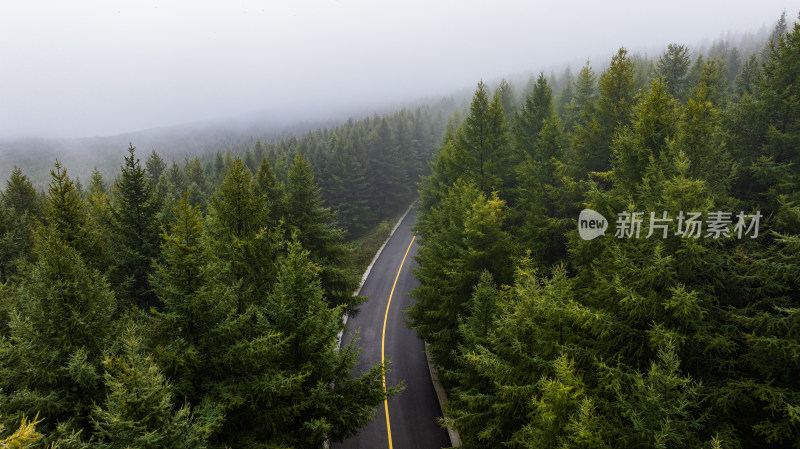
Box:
<box><xmin>0</xmin><ymin>101</ymin><xmax>448</xmax><ymax>445</ymax></box>
<box><xmin>0</xmin><ymin>9</ymin><xmax>798</xmax><ymax>449</ymax></box>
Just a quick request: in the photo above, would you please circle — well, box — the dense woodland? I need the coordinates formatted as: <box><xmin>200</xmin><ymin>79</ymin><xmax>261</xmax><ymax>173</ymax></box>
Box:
<box><xmin>0</xmin><ymin>106</ymin><xmax>445</xmax><ymax>446</ymax></box>
<box><xmin>1</xmin><ymin>10</ymin><xmax>798</xmax><ymax>449</ymax></box>
<box><xmin>410</xmin><ymin>11</ymin><xmax>800</xmax><ymax>449</ymax></box>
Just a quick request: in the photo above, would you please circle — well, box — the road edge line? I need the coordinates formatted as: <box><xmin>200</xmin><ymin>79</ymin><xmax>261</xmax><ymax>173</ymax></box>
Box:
<box><xmin>326</xmin><ymin>201</ymin><xmax>416</xmax><ymax>449</ymax></box>
<box><xmin>353</xmin><ymin>200</ymin><xmax>415</xmax><ymax>297</ymax></box>
<box><xmin>337</xmin><ymin>200</ymin><xmax>416</xmax><ymax>348</ymax></box>
<box><xmin>425</xmin><ymin>342</ymin><xmax>462</xmax><ymax>447</ymax></box>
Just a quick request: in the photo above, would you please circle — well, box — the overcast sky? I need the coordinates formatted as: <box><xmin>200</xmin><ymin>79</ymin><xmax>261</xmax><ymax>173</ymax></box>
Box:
<box><xmin>0</xmin><ymin>1</ymin><xmax>794</xmax><ymax>139</ymax></box>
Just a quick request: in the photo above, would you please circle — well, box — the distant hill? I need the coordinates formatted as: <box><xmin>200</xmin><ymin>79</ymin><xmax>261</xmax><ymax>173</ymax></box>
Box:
<box><xmin>0</xmin><ymin>114</ymin><xmax>350</xmax><ymax>188</ymax></box>
<box><xmin>0</xmin><ymin>89</ymin><xmax>469</xmax><ymax>189</ymax></box>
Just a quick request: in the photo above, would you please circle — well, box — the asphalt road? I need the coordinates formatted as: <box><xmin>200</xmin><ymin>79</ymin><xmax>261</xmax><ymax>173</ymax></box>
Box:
<box><xmin>335</xmin><ymin>207</ymin><xmax>451</xmax><ymax>449</ymax></box>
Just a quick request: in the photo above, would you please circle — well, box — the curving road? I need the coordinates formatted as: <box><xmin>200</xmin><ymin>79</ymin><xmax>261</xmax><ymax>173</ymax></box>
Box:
<box><xmin>335</xmin><ymin>207</ymin><xmax>451</xmax><ymax>449</ymax></box>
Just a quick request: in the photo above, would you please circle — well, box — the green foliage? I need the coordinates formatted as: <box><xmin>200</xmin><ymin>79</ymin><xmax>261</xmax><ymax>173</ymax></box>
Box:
<box><xmin>44</xmin><ymin>162</ymin><xmax>93</xmax><ymax>261</ymax></box>
<box><xmin>326</xmin><ymin>133</ymin><xmax>373</xmax><ymax>236</ymax></box>
<box><xmin>497</xmin><ymin>79</ymin><xmax>518</xmax><ymax>124</ymax></box>
<box><xmin>258</xmin><ymin>238</ymin><xmax>397</xmax><ymax>447</ymax></box>
<box><xmin>571</xmin><ymin>48</ymin><xmax>636</xmax><ymax>177</ymax></box>
<box><xmin>515</xmin><ymin>73</ymin><xmax>554</xmax><ymax>159</ymax></box>
<box><xmin>207</xmin><ymin>157</ymin><xmax>279</xmax><ymax>306</ymax></box>
<box><xmin>443</xmin><ymin>82</ymin><xmax>513</xmax><ymax>195</ymax></box>
<box><xmin>0</xmin><ymin>203</ymin><xmax>32</xmax><ymax>284</ymax></box>
<box><xmin>2</xmin><ymin>168</ymin><xmax>42</xmax><ymax>219</ymax></box>
<box><xmin>0</xmin><ymin>87</ymin><xmax>450</xmax><ymax>447</ymax></box>
<box><xmin>0</xmin><ymin>227</ymin><xmax>115</xmax><ymax>440</ymax></box>
<box><xmin>727</xmin><ymin>15</ymin><xmax>800</xmax><ymax>218</ymax></box>
<box><xmin>602</xmin><ymin>341</ymin><xmax>706</xmax><ymax>449</ymax></box>
<box><xmin>611</xmin><ymin>78</ymin><xmax>681</xmax><ymax>195</ymax></box>
<box><xmin>0</xmin><ymin>414</ymin><xmax>44</xmax><ymax>448</ymax></box>
<box><xmin>417</xmin><ymin>16</ymin><xmax>800</xmax><ymax>449</ymax></box>
<box><xmin>90</xmin><ymin>328</ymin><xmax>219</xmax><ymax>448</ymax></box>
<box><xmin>410</xmin><ymin>180</ymin><xmax>511</xmax><ymax>369</ymax></box>
<box><xmin>108</xmin><ymin>143</ymin><xmax>163</xmax><ymax>309</ymax></box>
<box><xmin>286</xmin><ymin>154</ymin><xmax>362</xmax><ymax>312</ymax></box>
<box><xmin>367</xmin><ymin>117</ymin><xmax>410</xmax><ymax>222</ymax></box>
<box><xmin>145</xmin><ymin>150</ymin><xmax>167</xmax><ymax>187</ymax></box>
<box><xmin>255</xmin><ymin>156</ymin><xmax>287</xmax><ymax>226</ymax></box>
<box><xmin>564</xmin><ymin>61</ymin><xmax>597</xmax><ymax>133</ymax></box>
<box><xmin>656</xmin><ymin>44</ymin><xmax>692</xmax><ymax>101</ymax></box>
<box><xmin>0</xmin><ymin>169</ymin><xmax>42</xmax><ymax>282</ymax></box>
<box><xmin>3</xmin><ymin>14</ymin><xmax>799</xmax><ymax>448</ymax></box>
<box><xmin>514</xmin><ymin>116</ymin><xmax>580</xmax><ymax>266</ymax></box>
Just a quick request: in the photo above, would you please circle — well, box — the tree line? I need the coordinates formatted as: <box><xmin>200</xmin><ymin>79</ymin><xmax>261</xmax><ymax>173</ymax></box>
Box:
<box><xmin>0</xmin><ymin>102</ymin><xmax>448</xmax><ymax>446</ymax></box>
<box><xmin>410</xmin><ymin>12</ymin><xmax>800</xmax><ymax>449</ymax></box>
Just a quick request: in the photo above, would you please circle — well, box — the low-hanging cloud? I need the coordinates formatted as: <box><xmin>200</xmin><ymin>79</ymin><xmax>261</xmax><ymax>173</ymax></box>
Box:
<box><xmin>0</xmin><ymin>0</ymin><xmax>792</xmax><ymax>139</ymax></box>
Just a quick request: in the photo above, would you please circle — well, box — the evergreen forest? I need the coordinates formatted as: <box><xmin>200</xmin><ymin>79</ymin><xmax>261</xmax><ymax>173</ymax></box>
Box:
<box><xmin>0</xmin><ymin>108</ymin><xmax>444</xmax><ymax>447</ymax></box>
<box><xmin>1</xmin><ymin>9</ymin><xmax>799</xmax><ymax>449</ymax></box>
<box><xmin>411</xmin><ymin>11</ymin><xmax>800</xmax><ymax>449</ymax></box>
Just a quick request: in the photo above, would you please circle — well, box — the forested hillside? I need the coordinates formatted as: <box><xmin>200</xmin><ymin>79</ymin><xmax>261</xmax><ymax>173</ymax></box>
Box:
<box><xmin>411</xmin><ymin>11</ymin><xmax>800</xmax><ymax>449</ymax></box>
<box><xmin>0</xmin><ymin>103</ymin><xmax>446</xmax><ymax>446</ymax></box>
<box><xmin>1</xmin><ymin>7</ymin><xmax>797</xmax><ymax>448</ymax></box>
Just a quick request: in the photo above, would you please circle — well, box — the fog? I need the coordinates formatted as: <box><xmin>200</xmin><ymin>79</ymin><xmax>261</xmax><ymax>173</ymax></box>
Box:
<box><xmin>0</xmin><ymin>0</ymin><xmax>793</xmax><ymax>139</ymax></box>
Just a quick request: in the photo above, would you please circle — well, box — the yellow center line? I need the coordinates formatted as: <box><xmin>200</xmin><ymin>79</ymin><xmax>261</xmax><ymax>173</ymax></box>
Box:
<box><xmin>382</xmin><ymin>233</ymin><xmax>416</xmax><ymax>449</ymax></box>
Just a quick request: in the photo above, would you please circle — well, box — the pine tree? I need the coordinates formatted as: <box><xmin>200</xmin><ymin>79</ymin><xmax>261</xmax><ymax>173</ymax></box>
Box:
<box><xmin>571</xmin><ymin>49</ymin><xmax>636</xmax><ymax>177</ymax></box>
<box><xmin>497</xmin><ymin>79</ymin><xmax>518</xmax><ymax>125</ymax></box>
<box><xmin>675</xmin><ymin>82</ymin><xmax>734</xmax><ymax>195</ymax></box>
<box><xmin>594</xmin><ymin>48</ymin><xmax>637</xmax><ymax>169</ymax></box>
<box><xmin>556</xmin><ymin>68</ymin><xmax>575</xmax><ymax>122</ymax></box>
<box><xmin>258</xmin><ymin>238</ymin><xmax>396</xmax><ymax>447</ymax></box>
<box><xmin>734</xmin><ymin>54</ymin><xmax>760</xmax><ymax>96</ymax></box>
<box><xmin>327</xmin><ymin>132</ymin><xmax>373</xmax><ymax>236</ymax></box>
<box><xmin>602</xmin><ymin>341</ymin><xmax>706</xmax><ymax>448</ymax></box>
<box><xmin>567</xmin><ymin>61</ymin><xmax>598</xmax><ymax>130</ymax></box>
<box><xmin>149</xmin><ymin>191</ymin><xmax>231</xmax><ymax>399</ymax></box>
<box><xmin>656</xmin><ymin>44</ymin><xmax>692</xmax><ymax>101</ymax></box>
<box><xmin>285</xmin><ymin>154</ymin><xmax>361</xmax><ymax>312</ymax></box>
<box><xmin>1</xmin><ymin>168</ymin><xmax>42</xmax><ymax>282</ymax></box>
<box><xmin>213</xmin><ymin>151</ymin><xmax>225</xmax><ymax>183</ymax></box>
<box><xmin>44</xmin><ymin>161</ymin><xmax>91</xmax><ymax>256</ymax></box>
<box><xmin>207</xmin><ymin>158</ymin><xmax>279</xmax><ymax>307</ymax></box>
<box><xmin>150</xmin><ymin>188</ymin><xmax>285</xmax><ymax>448</ymax></box>
<box><xmin>243</xmin><ymin>147</ymin><xmax>258</xmax><ymax>174</ymax></box>
<box><xmin>0</xmin><ymin>203</ymin><xmax>33</xmax><ymax>284</ymax></box>
<box><xmin>696</xmin><ymin>57</ymin><xmax>730</xmax><ymax>107</ymax></box>
<box><xmin>443</xmin><ymin>82</ymin><xmax>509</xmax><ymax>194</ymax></box>
<box><xmin>185</xmin><ymin>156</ymin><xmax>211</xmax><ymax>208</ymax></box>
<box><xmin>515</xmin><ymin>73</ymin><xmax>554</xmax><ymax>159</ymax></box>
<box><xmin>255</xmin><ymin>156</ymin><xmax>287</xmax><ymax>226</ymax></box>
<box><xmin>368</xmin><ymin>117</ymin><xmax>409</xmax><ymax>221</ymax></box>
<box><xmin>0</xmin><ymin>227</ymin><xmax>115</xmax><ymax>440</ymax></box>
<box><xmin>108</xmin><ymin>143</ymin><xmax>163</xmax><ymax>309</ymax></box>
<box><xmin>84</xmin><ymin>168</ymin><xmax>113</xmax><ymax>270</ymax></box>
<box><xmin>727</xmin><ymin>15</ymin><xmax>800</xmax><ymax>216</ymax></box>
<box><xmin>446</xmin><ymin>264</ymin><xmax>602</xmax><ymax>449</ymax></box>
<box><xmin>566</xmin><ymin>61</ymin><xmax>600</xmax><ymax>177</ymax></box>
<box><xmin>760</xmin><ymin>11</ymin><xmax>788</xmax><ymax>61</ymax></box>
<box><xmin>611</xmin><ymin>78</ymin><xmax>680</xmax><ymax>196</ymax></box>
<box><xmin>758</xmin><ymin>15</ymin><xmax>800</xmax><ymax>199</ymax></box>
<box><xmin>2</xmin><ymin>167</ymin><xmax>42</xmax><ymax>219</ymax></box>
<box><xmin>445</xmin><ymin>271</ymin><xmax>503</xmax><ymax>447</ymax></box>
<box><xmin>145</xmin><ymin>149</ymin><xmax>167</xmax><ymax>187</ymax></box>
<box><xmin>90</xmin><ymin>328</ymin><xmax>219</xmax><ymax>448</ymax></box>
<box><xmin>516</xmin><ymin>117</ymin><xmax>575</xmax><ymax>265</ymax></box>
<box><xmin>410</xmin><ymin>181</ymin><xmax>511</xmax><ymax>369</ymax></box>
